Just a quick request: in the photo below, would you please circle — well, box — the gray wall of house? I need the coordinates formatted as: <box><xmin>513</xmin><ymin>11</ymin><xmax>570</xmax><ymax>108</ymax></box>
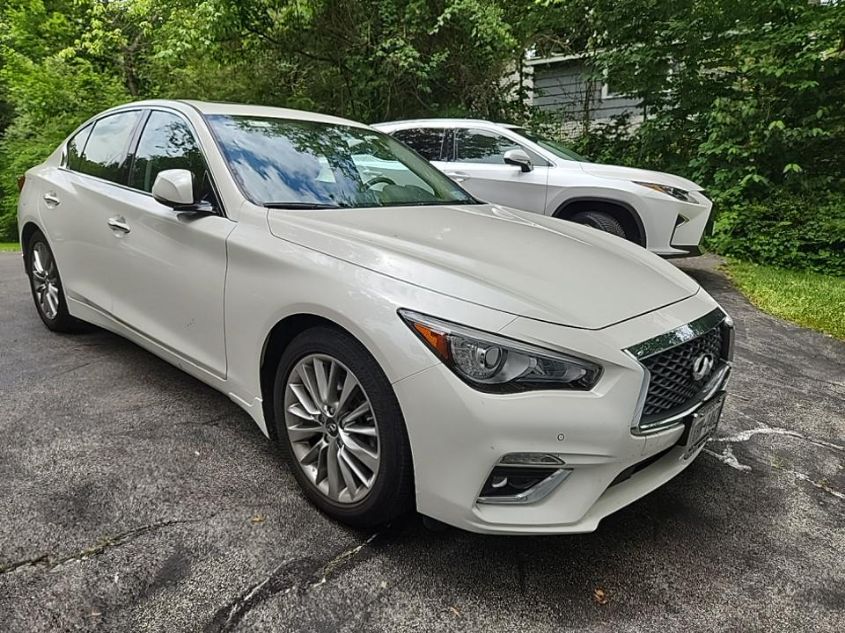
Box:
<box><xmin>531</xmin><ymin>60</ymin><xmax>641</xmax><ymax>122</ymax></box>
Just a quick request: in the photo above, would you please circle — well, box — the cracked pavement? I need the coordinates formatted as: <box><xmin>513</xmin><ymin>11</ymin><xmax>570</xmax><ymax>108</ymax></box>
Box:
<box><xmin>1</xmin><ymin>252</ymin><xmax>843</xmax><ymax>632</ymax></box>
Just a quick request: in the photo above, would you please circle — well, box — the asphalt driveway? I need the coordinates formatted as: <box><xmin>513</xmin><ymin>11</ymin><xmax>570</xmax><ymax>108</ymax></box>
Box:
<box><xmin>1</xmin><ymin>252</ymin><xmax>843</xmax><ymax>632</ymax></box>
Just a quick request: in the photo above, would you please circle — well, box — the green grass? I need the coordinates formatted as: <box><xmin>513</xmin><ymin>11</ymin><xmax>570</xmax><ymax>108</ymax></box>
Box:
<box><xmin>0</xmin><ymin>242</ymin><xmax>21</xmax><ymax>252</ymax></box>
<box><xmin>724</xmin><ymin>259</ymin><xmax>845</xmax><ymax>340</ymax></box>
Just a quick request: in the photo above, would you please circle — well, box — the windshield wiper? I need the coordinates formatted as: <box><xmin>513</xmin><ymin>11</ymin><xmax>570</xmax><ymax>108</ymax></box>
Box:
<box><xmin>264</xmin><ymin>202</ymin><xmax>343</xmax><ymax>209</ymax></box>
<box><xmin>386</xmin><ymin>199</ymin><xmax>482</xmax><ymax>207</ymax></box>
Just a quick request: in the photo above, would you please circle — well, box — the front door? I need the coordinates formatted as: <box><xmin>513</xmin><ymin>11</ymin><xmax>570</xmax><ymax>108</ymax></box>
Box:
<box><xmin>443</xmin><ymin>127</ymin><xmax>549</xmax><ymax>213</ymax></box>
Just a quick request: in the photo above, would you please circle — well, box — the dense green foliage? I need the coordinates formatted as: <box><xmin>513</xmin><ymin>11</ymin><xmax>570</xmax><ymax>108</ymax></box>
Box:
<box><xmin>709</xmin><ymin>192</ymin><xmax>845</xmax><ymax>276</ymax></box>
<box><xmin>0</xmin><ymin>0</ymin><xmax>842</xmax><ymax>276</ymax></box>
<box><xmin>554</xmin><ymin>0</ymin><xmax>844</xmax><ymax>275</ymax></box>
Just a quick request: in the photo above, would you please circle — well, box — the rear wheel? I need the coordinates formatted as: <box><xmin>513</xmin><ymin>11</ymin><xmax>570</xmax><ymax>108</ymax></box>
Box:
<box><xmin>273</xmin><ymin>327</ymin><xmax>414</xmax><ymax>527</ymax></box>
<box><xmin>570</xmin><ymin>210</ymin><xmax>628</xmax><ymax>239</ymax></box>
<box><xmin>25</xmin><ymin>230</ymin><xmax>81</xmax><ymax>332</ymax></box>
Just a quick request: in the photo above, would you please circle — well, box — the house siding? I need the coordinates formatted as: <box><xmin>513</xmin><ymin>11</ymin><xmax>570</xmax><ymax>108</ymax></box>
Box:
<box><xmin>530</xmin><ymin>59</ymin><xmax>642</xmax><ymax>123</ymax></box>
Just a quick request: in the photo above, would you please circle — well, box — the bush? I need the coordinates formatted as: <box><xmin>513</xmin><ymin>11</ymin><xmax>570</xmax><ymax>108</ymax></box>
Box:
<box><xmin>0</xmin><ymin>53</ymin><xmax>129</xmax><ymax>240</ymax></box>
<box><xmin>708</xmin><ymin>192</ymin><xmax>845</xmax><ymax>277</ymax></box>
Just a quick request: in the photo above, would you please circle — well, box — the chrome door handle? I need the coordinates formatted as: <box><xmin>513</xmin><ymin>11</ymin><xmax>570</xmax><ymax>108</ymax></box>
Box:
<box><xmin>43</xmin><ymin>193</ymin><xmax>61</xmax><ymax>207</ymax></box>
<box><xmin>108</xmin><ymin>216</ymin><xmax>131</xmax><ymax>234</ymax></box>
<box><xmin>443</xmin><ymin>171</ymin><xmax>470</xmax><ymax>182</ymax></box>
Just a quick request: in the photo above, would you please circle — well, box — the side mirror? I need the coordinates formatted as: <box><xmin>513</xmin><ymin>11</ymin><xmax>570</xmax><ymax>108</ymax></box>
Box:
<box><xmin>152</xmin><ymin>169</ymin><xmax>196</xmax><ymax>208</ymax></box>
<box><xmin>503</xmin><ymin>149</ymin><xmax>533</xmax><ymax>173</ymax></box>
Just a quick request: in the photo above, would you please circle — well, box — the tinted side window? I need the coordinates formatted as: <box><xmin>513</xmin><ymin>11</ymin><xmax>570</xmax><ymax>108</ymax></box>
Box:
<box><xmin>130</xmin><ymin>111</ymin><xmax>209</xmax><ymax>201</ymax></box>
<box><xmin>454</xmin><ymin>128</ymin><xmax>546</xmax><ymax>165</ymax></box>
<box><xmin>78</xmin><ymin>111</ymin><xmax>141</xmax><ymax>182</ymax></box>
<box><xmin>454</xmin><ymin>128</ymin><xmax>522</xmax><ymax>164</ymax></box>
<box><xmin>66</xmin><ymin>124</ymin><xmax>93</xmax><ymax>171</ymax></box>
<box><xmin>392</xmin><ymin>128</ymin><xmax>445</xmax><ymax>161</ymax></box>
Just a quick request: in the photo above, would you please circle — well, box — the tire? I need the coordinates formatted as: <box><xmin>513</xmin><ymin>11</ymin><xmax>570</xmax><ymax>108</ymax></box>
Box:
<box><xmin>570</xmin><ymin>210</ymin><xmax>628</xmax><ymax>239</ymax></box>
<box><xmin>272</xmin><ymin>326</ymin><xmax>414</xmax><ymax>528</ymax></box>
<box><xmin>25</xmin><ymin>229</ymin><xmax>82</xmax><ymax>332</ymax></box>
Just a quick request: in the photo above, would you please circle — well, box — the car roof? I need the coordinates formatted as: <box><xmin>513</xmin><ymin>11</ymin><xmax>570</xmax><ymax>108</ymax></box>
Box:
<box><xmin>374</xmin><ymin>118</ymin><xmax>520</xmax><ymax>130</ymax></box>
<box><xmin>106</xmin><ymin>99</ymin><xmax>370</xmax><ymax>129</ymax></box>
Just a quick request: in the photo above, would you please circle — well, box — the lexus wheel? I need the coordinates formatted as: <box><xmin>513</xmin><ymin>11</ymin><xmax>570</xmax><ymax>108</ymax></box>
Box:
<box><xmin>570</xmin><ymin>210</ymin><xmax>628</xmax><ymax>240</ymax></box>
<box><xmin>25</xmin><ymin>230</ymin><xmax>81</xmax><ymax>332</ymax></box>
<box><xmin>273</xmin><ymin>327</ymin><xmax>413</xmax><ymax>527</ymax></box>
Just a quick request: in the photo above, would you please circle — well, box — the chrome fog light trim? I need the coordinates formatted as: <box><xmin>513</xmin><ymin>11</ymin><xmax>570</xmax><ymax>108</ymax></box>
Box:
<box><xmin>477</xmin><ymin>468</ymin><xmax>571</xmax><ymax>505</ymax></box>
<box><xmin>499</xmin><ymin>452</ymin><xmax>567</xmax><ymax>467</ymax></box>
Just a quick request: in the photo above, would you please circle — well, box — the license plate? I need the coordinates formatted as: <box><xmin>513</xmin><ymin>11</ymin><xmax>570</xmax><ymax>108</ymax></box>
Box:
<box><xmin>683</xmin><ymin>394</ymin><xmax>725</xmax><ymax>459</ymax></box>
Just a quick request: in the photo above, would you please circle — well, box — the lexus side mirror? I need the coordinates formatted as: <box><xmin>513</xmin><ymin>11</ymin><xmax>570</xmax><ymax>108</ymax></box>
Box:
<box><xmin>503</xmin><ymin>149</ymin><xmax>533</xmax><ymax>173</ymax></box>
<box><xmin>152</xmin><ymin>169</ymin><xmax>196</xmax><ymax>208</ymax></box>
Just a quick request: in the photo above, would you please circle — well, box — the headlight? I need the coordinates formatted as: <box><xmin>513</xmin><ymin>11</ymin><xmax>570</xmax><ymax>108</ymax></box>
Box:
<box><xmin>634</xmin><ymin>181</ymin><xmax>698</xmax><ymax>204</ymax></box>
<box><xmin>398</xmin><ymin>310</ymin><xmax>602</xmax><ymax>393</ymax></box>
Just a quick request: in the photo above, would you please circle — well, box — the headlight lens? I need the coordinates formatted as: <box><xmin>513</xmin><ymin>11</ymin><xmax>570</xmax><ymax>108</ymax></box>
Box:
<box><xmin>634</xmin><ymin>181</ymin><xmax>698</xmax><ymax>204</ymax></box>
<box><xmin>399</xmin><ymin>310</ymin><xmax>602</xmax><ymax>393</ymax></box>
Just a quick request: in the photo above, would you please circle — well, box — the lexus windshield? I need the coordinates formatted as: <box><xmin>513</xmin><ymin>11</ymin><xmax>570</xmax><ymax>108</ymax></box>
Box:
<box><xmin>207</xmin><ymin>115</ymin><xmax>477</xmax><ymax>208</ymax></box>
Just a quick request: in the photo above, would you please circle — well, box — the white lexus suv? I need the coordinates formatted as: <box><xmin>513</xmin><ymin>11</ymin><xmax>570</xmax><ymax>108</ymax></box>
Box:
<box><xmin>374</xmin><ymin>119</ymin><xmax>713</xmax><ymax>257</ymax></box>
<box><xmin>18</xmin><ymin>100</ymin><xmax>732</xmax><ymax>534</ymax></box>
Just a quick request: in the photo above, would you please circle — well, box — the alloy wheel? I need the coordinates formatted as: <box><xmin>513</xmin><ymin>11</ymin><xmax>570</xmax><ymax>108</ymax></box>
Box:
<box><xmin>31</xmin><ymin>241</ymin><xmax>60</xmax><ymax>320</ymax></box>
<box><xmin>283</xmin><ymin>354</ymin><xmax>381</xmax><ymax>504</ymax></box>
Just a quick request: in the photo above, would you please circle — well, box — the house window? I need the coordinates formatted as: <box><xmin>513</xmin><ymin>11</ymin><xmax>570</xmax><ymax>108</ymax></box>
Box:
<box><xmin>601</xmin><ymin>74</ymin><xmax>623</xmax><ymax>100</ymax></box>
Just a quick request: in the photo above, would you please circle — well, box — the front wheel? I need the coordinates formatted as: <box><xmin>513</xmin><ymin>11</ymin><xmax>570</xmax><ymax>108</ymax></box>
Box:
<box><xmin>569</xmin><ymin>210</ymin><xmax>628</xmax><ymax>240</ymax></box>
<box><xmin>25</xmin><ymin>230</ymin><xmax>82</xmax><ymax>332</ymax></box>
<box><xmin>272</xmin><ymin>327</ymin><xmax>414</xmax><ymax>528</ymax></box>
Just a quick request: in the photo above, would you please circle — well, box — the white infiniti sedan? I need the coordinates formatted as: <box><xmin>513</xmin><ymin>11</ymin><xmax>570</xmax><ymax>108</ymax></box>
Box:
<box><xmin>373</xmin><ymin>119</ymin><xmax>713</xmax><ymax>257</ymax></box>
<box><xmin>17</xmin><ymin>100</ymin><xmax>733</xmax><ymax>534</ymax></box>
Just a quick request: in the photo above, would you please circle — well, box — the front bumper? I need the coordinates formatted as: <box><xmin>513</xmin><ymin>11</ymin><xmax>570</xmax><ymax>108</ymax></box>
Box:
<box><xmin>642</xmin><ymin>191</ymin><xmax>713</xmax><ymax>257</ymax></box>
<box><xmin>392</xmin><ymin>291</ymin><xmax>729</xmax><ymax>535</ymax></box>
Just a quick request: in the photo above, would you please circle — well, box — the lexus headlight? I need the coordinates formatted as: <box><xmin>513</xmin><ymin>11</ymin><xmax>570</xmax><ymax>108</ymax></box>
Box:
<box><xmin>399</xmin><ymin>310</ymin><xmax>602</xmax><ymax>393</ymax></box>
<box><xmin>634</xmin><ymin>181</ymin><xmax>698</xmax><ymax>204</ymax></box>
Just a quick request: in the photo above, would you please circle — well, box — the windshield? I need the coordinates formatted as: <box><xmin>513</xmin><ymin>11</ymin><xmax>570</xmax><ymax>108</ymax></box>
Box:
<box><xmin>206</xmin><ymin>115</ymin><xmax>477</xmax><ymax>208</ymax></box>
<box><xmin>510</xmin><ymin>128</ymin><xmax>587</xmax><ymax>162</ymax></box>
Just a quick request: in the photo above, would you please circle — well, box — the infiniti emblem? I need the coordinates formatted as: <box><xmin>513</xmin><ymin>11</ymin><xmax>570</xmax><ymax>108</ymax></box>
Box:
<box><xmin>691</xmin><ymin>353</ymin><xmax>715</xmax><ymax>381</ymax></box>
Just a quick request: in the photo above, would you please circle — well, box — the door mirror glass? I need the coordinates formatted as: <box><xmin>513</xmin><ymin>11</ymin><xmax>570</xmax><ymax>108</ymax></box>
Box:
<box><xmin>152</xmin><ymin>169</ymin><xmax>195</xmax><ymax>207</ymax></box>
<box><xmin>504</xmin><ymin>149</ymin><xmax>533</xmax><ymax>172</ymax></box>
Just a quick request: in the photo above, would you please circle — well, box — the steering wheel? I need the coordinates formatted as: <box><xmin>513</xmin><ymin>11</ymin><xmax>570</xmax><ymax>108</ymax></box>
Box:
<box><xmin>363</xmin><ymin>175</ymin><xmax>396</xmax><ymax>189</ymax></box>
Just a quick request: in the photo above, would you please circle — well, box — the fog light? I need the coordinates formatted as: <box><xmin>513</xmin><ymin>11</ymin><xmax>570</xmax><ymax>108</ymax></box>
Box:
<box><xmin>499</xmin><ymin>452</ymin><xmax>566</xmax><ymax>466</ymax></box>
<box><xmin>477</xmin><ymin>466</ymin><xmax>571</xmax><ymax>505</ymax></box>
<box><xmin>490</xmin><ymin>476</ymin><xmax>508</xmax><ymax>489</ymax></box>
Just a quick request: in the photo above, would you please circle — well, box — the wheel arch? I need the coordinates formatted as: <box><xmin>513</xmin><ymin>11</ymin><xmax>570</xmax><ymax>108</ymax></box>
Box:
<box><xmin>19</xmin><ymin>221</ymin><xmax>43</xmax><ymax>262</ymax></box>
<box><xmin>259</xmin><ymin>313</ymin><xmax>359</xmax><ymax>441</ymax></box>
<box><xmin>553</xmin><ymin>197</ymin><xmax>646</xmax><ymax>247</ymax></box>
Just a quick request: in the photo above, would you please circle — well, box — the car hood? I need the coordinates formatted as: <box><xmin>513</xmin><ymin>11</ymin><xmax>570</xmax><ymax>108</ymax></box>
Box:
<box><xmin>268</xmin><ymin>204</ymin><xmax>699</xmax><ymax>329</ymax></box>
<box><xmin>577</xmin><ymin>162</ymin><xmax>702</xmax><ymax>192</ymax></box>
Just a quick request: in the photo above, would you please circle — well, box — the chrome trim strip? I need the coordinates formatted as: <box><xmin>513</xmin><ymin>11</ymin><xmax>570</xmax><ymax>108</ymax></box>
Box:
<box><xmin>627</xmin><ymin>308</ymin><xmax>726</xmax><ymax>360</ymax></box>
<box><xmin>625</xmin><ymin>307</ymin><xmax>734</xmax><ymax>435</ymax></box>
<box><xmin>477</xmin><ymin>468</ymin><xmax>571</xmax><ymax>505</ymax></box>
<box><xmin>632</xmin><ymin>364</ymin><xmax>731</xmax><ymax>435</ymax></box>
<box><xmin>629</xmin><ymin>363</ymin><xmax>651</xmax><ymax>429</ymax></box>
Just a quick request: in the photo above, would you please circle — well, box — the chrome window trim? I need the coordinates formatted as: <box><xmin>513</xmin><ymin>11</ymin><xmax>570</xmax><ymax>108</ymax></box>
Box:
<box><xmin>627</xmin><ymin>307</ymin><xmax>726</xmax><ymax>361</ymax></box>
<box><xmin>58</xmin><ymin>104</ymin><xmax>229</xmax><ymax>218</ymax></box>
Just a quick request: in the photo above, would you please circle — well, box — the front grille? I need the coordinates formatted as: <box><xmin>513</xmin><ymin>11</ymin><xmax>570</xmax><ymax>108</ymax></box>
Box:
<box><xmin>641</xmin><ymin>325</ymin><xmax>723</xmax><ymax>418</ymax></box>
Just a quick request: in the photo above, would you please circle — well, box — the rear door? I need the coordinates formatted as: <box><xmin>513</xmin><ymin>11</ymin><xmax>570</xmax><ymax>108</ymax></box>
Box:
<box><xmin>43</xmin><ymin>110</ymin><xmax>144</xmax><ymax>314</ymax></box>
<box><xmin>107</xmin><ymin>109</ymin><xmax>233</xmax><ymax>377</ymax></box>
<box><xmin>445</xmin><ymin>127</ymin><xmax>549</xmax><ymax>213</ymax></box>
<box><xmin>390</xmin><ymin>127</ymin><xmax>449</xmax><ymax>170</ymax></box>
